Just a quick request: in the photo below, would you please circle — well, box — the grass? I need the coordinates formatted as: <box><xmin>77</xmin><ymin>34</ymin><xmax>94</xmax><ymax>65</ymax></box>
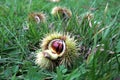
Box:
<box><xmin>0</xmin><ymin>0</ymin><xmax>120</xmax><ymax>80</ymax></box>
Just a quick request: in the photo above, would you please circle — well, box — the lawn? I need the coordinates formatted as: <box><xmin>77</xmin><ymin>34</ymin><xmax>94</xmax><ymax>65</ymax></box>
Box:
<box><xmin>0</xmin><ymin>0</ymin><xmax>120</xmax><ymax>80</ymax></box>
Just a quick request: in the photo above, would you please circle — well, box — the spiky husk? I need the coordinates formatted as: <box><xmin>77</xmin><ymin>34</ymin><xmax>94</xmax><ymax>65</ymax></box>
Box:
<box><xmin>60</xmin><ymin>34</ymin><xmax>78</xmax><ymax>68</ymax></box>
<box><xmin>40</xmin><ymin>32</ymin><xmax>78</xmax><ymax>68</ymax></box>
<box><xmin>51</xmin><ymin>6</ymin><xmax>72</xmax><ymax>19</ymax></box>
<box><xmin>35</xmin><ymin>52</ymin><xmax>54</xmax><ymax>69</ymax></box>
<box><xmin>28</xmin><ymin>12</ymin><xmax>46</xmax><ymax>23</ymax></box>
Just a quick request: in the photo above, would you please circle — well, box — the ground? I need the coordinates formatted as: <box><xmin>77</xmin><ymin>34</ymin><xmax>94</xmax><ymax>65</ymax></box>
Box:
<box><xmin>0</xmin><ymin>0</ymin><xmax>120</xmax><ymax>80</ymax></box>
